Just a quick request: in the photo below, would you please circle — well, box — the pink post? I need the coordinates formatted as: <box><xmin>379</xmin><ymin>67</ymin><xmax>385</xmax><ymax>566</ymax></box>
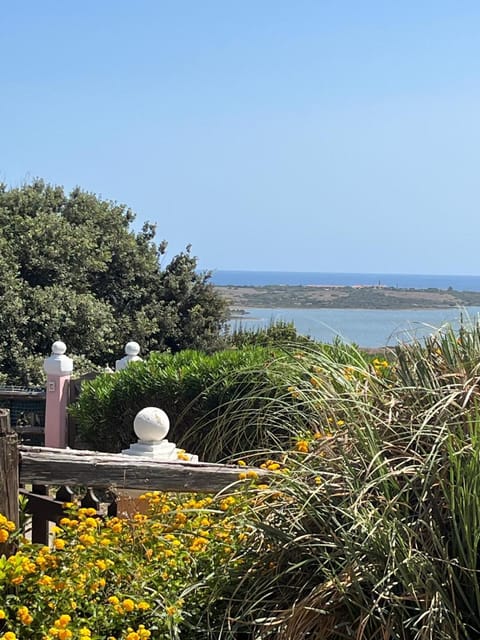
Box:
<box><xmin>43</xmin><ymin>341</ymin><xmax>73</xmax><ymax>448</ymax></box>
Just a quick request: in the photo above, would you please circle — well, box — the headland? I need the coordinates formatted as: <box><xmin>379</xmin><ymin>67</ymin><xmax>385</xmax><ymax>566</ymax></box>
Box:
<box><xmin>215</xmin><ymin>284</ymin><xmax>480</xmax><ymax>311</ymax></box>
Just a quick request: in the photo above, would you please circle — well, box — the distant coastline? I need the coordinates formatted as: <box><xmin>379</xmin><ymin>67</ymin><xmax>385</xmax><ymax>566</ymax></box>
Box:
<box><xmin>210</xmin><ymin>270</ymin><xmax>480</xmax><ymax>292</ymax></box>
<box><xmin>216</xmin><ymin>284</ymin><xmax>480</xmax><ymax>311</ymax></box>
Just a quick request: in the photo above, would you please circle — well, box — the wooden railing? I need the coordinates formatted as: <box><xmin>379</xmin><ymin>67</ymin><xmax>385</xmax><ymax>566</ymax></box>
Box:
<box><xmin>1</xmin><ymin>408</ymin><xmax>266</xmax><ymax>551</ymax></box>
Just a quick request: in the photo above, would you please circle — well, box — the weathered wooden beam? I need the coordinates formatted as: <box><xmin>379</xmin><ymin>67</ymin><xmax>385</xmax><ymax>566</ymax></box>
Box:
<box><xmin>19</xmin><ymin>446</ymin><xmax>268</xmax><ymax>493</ymax></box>
<box><xmin>0</xmin><ymin>410</ymin><xmax>19</xmax><ymax>523</ymax></box>
<box><xmin>0</xmin><ymin>409</ymin><xmax>19</xmax><ymax>556</ymax></box>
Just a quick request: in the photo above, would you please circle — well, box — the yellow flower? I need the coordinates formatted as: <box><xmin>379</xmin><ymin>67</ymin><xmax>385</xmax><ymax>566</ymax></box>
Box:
<box><xmin>219</xmin><ymin>496</ymin><xmax>236</xmax><ymax>510</ymax></box>
<box><xmin>122</xmin><ymin>598</ymin><xmax>135</xmax><ymax>612</ymax></box>
<box><xmin>54</xmin><ymin>614</ymin><xmax>71</xmax><ymax>628</ymax></box>
<box><xmin>165</xmin><ymin>605</ymin><xmax>177</xmax><ymax>616</ymax></box>
<box><xmin>343</xmin><ymin>367</ymin><xmax>355</xmax><ymax>380</ymax></box>
<box><xmin>189</xmin><ymin>536</ymin><xmax>209</xmax><ymax>552</ymax></box>
<box><xmin>0</xmin><ymin>516</ymin><xmax>15</xmax><ymax>531</ymax></box>
<box><xmin>54</xmin><ymin>539</ymin><xmax>66</xmax><ymax>550</ymax></box>
<box><xmin>237</xmin><ymin>459</ymin><xmax>247</xmax><ymax>466</ymax></box>
<box><xmin>79</xmin><ymin>629</ymin><xmax>91</xmax><ymax>637</ymax></box>
<box><xmin>17</xmin><ymin>606</ymin><xmax>33</xmax><ymax>625</ymax></box>
<box><xmin>84</xmin><ymin>517</ymin><xmax>98</xmax><ymax>528</ymax></box>
<box><xmin>266</xmin><ymin>462</ymin><xmax>280</xmax><ymax>471</ymax></box>
<box><xmin>0</xmin><ymin>610</ymin><xmax>5</xmax><ymax>619</ymax></box>
<box><xmin>137</xmin><ymin>601</ymin><xmax>150</xmax><ymax>610</ymax></box>
<box><xmin>1</xmin><ymin>632</ymin><xmax>17</xmax><ymax>640</ymax></box>
<box><xmin>295</xmin><ymin>440</ymin><xmax>309</xmax><ymax>453</ymax></box>
<box><xmin>287</xmin><ymin>385</ymin><xmax>301</xmax><ymax>398</ymax></box>
<box><xmin>0</xmin><ymin>529</ymin><xmax>9</xmax><ymax>543</ymax></box>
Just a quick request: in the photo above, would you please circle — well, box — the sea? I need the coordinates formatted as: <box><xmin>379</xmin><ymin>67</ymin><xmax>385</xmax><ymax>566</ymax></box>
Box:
<box><xmin>211</xmin><ymin>271</ymin><xmax>480</xmax><ymax>349</ymax></box>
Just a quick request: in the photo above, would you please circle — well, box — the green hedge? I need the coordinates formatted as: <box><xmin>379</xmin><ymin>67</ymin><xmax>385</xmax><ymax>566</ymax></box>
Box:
<box><xmin>71</xmin><ymin>347</ymin><xmax>305</xmax><ymax>460</ymax></box>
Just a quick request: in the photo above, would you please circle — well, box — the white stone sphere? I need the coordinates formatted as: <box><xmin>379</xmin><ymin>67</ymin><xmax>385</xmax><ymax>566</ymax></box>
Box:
<box><xmin>52</xmin><ymin>340</ymin><xmax>67</xmax><ymax>355</ymax></box>
<box><xmin>125</xmin><ymin>341</ymin><xmax>141</xmax><ymax>356</ymax></box>
<box><xmin>134</xmin><ymin>407</ymin><xmax>170</xmax><ymax>441</ymax></box>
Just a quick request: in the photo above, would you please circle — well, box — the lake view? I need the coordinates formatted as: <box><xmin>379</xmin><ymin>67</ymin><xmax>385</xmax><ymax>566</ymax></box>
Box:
<box><xmin>230</xmin><ymin>306</ymin><xmax>480</xmax><ymax>348</ymax></box>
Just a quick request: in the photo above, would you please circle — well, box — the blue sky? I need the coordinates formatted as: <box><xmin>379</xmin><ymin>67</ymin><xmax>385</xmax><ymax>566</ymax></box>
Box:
<box><xmin>1</xmin><ymin>1</ymin><xmax>479</xmax><ymax>274</ymax></box>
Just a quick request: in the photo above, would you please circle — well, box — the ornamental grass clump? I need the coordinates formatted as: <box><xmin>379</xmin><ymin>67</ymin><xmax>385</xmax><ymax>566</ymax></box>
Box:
<box><xmin>195</xmin><ymin>321</ymin><xmax>480</xmax><ymax>639</ymax></box>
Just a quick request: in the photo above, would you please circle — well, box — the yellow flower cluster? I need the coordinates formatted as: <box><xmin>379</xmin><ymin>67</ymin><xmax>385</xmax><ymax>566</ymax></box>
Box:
<box><xmin>343</xmin><ymin>366</ymin><xmax>355</xmax><ymax>381</ymax></box>
<box><xmin>0</xmin><ymin>515</ymin><xmax>15</xmax><ymax>544</ymax></box>
<box><xmin>0</xmin><ymin>493</ymin><xmax>252</xmax><ymax>639</ymax></box>
<box><xmin>238</xmin><ymin>469</ymin><xmax>259</xmax><ymax>481</ymax></box>
<box><xmin>287</xmin><ymin>385</ymin><xmax>301</xmax><ymax>398</ymax></box>
<box><xmin>372</xmin><ymin>357</ymin><xmax>390</xmax><ymax>376</ymax></box>
<box><xmin>125</xmin><ymin>625</ymin><xmax>151</xmax><ymax>639</ymax></box>
<box><xmin>260</xmin><ymin>459</ymin><xmax>282</xmax><ymax>471</ymax></box>
<box><xmin>295</xmin><ymin>440</ymin><xmax>309</xmax><ymax>453</ymax></box>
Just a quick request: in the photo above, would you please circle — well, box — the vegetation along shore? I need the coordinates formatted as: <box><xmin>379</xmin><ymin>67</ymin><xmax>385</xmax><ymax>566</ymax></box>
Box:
<box><xmin>216</xmin><ymin>284</ymin><xmax>480</xmax><ymax>310</ymax></box>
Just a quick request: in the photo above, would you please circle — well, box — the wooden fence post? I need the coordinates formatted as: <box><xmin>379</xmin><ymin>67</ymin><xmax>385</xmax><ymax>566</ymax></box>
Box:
<box><xmin>0</xmin><ymin>408</ymin><xmax>19</xmax><ymax>555</ymax></box>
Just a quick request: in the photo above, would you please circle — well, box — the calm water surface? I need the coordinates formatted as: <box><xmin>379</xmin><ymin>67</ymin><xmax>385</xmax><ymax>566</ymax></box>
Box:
<box><xmin>231</xmin><ymin>307</ymin><xmax>480</xmax><ymax>348</ymax></box>
<box><xmin>213</xmin><ymin>270</ymin><xmax>480</xmax><ymax>291</ymax></box>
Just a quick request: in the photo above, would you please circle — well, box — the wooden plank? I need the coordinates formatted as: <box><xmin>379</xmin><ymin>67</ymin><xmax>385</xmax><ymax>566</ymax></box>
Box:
<box><xmin>0</xmin><ymin>409</ymin><xmax>19</xmax><ymax>523</ymax></box>
<box><xmin>19</xmin><ymin>445</ymin><xmax>268</xmax><ymax>493</ymax></box>
<box><xmin>0</xmin><ymin>409</ymin><xmax>19</xmax><ymax>556</ymax></box>
<box><xmin>30</xmin><ymin>485</ymin><xmax>50</xmax><ymax>544</ymax></box>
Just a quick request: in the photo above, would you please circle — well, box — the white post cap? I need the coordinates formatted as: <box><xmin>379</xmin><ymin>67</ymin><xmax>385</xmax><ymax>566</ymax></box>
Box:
<box><xmin>115</xmin><ymin>341</ymin><xmax>143</xmax><ymax>371</ymax></box>
<box><xmin>44</xmin><ymin>341</ymin><xmax>74</xmax><ymax>376</ymax></box>
<box><xmin>134</xmin><ymin>407</ymin><xmax>170</xmax><ymax>441</ymax></box>
<box><xmin>122</xmin><ymin>407</ymin><xmax>198</xmax><ymax>462</ymax></box>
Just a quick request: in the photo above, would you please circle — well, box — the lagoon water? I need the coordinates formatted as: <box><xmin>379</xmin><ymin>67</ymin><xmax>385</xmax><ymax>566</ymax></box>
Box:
<box><xmin>231</xmin><ymin>307</ymin><xmax>480</xmax><ymax>348</ymax></box>
<box><xmin>214</xmin><ymin>270</ymin><xmax>480</xmax><ymax>348</ymax></box>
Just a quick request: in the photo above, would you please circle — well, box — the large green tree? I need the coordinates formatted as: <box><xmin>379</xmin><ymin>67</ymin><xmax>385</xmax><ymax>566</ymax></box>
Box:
<box><xmin>0</xmin><ymin>180</ymin><xmax>228</xmax><ymax>384</ymax></box>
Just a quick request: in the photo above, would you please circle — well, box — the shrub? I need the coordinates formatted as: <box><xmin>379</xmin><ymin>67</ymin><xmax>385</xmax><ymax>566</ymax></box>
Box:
<box><xmin>71</xmin><ymin>347</ymin><xmax>307</xmax><ymax>459</ymax></box>
<box><xmin>225</xmin><ymin>320</ymin><xmax>312</xmax><ymax>348</ymax></box>
<box><xmin>0</xmin><ymin>490</ymin><xmax>255</xmax><ymax>640</ymax></box>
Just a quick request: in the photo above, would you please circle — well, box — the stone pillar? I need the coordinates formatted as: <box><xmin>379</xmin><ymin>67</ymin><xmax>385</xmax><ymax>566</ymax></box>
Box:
<box><xmin>43</xmin><ymin>341</ymin><xmax>73</xmax><ymax>448</ymax></box>
<box><xmin>115</xmin><ymin>341</ymin><xmax>143</xmax><ymax>372</ymax></box>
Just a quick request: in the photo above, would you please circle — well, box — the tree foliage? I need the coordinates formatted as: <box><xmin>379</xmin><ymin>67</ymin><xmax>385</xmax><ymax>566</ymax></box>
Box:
<box><xmin>0</xmin><ymin>179</ymin><xmax>228</xmax><ymax>383</ymax></box>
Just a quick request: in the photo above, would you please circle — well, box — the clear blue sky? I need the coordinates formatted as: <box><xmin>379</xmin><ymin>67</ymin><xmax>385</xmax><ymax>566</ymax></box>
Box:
<box><xmin>1</xmin><ymin>1</ymin><xmax>479</xmax><ymax>275</ymax></box>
